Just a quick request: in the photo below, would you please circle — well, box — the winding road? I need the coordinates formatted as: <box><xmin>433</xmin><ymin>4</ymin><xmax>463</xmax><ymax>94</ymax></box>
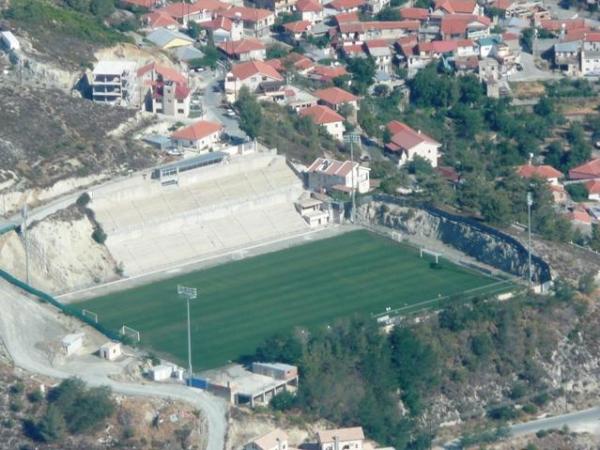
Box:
<box><xmin>0</xmin><ymin>280</ymin><xmax>228</xmax><ymax>450</ymax></box>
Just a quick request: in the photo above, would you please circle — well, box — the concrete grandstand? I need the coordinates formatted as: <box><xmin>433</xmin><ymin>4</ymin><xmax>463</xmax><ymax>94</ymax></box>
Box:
<box><xmin>89</xmin><ymin>151</ymin><xmax>309</xmax><ymax>275</ymax></box>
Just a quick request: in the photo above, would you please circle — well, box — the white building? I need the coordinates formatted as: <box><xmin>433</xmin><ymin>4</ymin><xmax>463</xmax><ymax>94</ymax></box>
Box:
<box><xmin>385</xmin><ymin>121</ymin><xmax>441</xmax><ymax>168</ymax></box>
<box><xmin>307</xmin><ymin>157</ymin><xmax>371</xmax><ymax>194</ymax></box>
<box><xmin>150</xmin><ymin>364</ymin><xmax>174</xmax><ymax>381</ymax></box>
<box><xmin>0</xmin><ymin>31</ymin><xmax>20</xmax><ymax>51</ymax></box>
<box><xmin>91</xmin><ymin>60</ymin><xmax>138</xmax><ymax>106</ymax></box>
<box><xmin>299</xmin><ymin>105</ymin><xmax>346</xmax><ymax>141</ymax></box>
<box><xmin>295</xmin><ymin>197</ymin><xmax>330</xmax><ymax>227</ymax></box>
<box><xmin>61</xmin><ymin>333</ymin><xmax>84</xmax><ymax>356</ymax></box>
<box><xmin>581</xmin><ymin>33</ymin><xmax>600</xmax><ymax>76</ymax></box>
<box><xmin>99</xmin><ymin>341</ymin><xmax>122</xmax><ymax>361</ymax></box>
<box><xmin>225</xmin><ymin>60</ymin><xmax>284</xmax><ymax>102</ymax></box>
<box><xmin>244</xmin><ymin>429</ymin><xmax>289</xmax><ymax>450</ymax></box>
<box><xmin>171</xmin><ymin>120</ymin><xmax>223</xmax><ymax>151</ymax></box>
<box><xmin>317</xmin><ymin>427</ymin><xmax>365</xmax><ymax>450</ymax></box>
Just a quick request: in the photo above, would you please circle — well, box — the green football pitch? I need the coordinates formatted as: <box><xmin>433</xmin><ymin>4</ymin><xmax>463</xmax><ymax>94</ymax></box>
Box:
<box><xmin>78</xmin><ymin>230</ymin><xmax>505</xmax><ymax>370</ymax></box>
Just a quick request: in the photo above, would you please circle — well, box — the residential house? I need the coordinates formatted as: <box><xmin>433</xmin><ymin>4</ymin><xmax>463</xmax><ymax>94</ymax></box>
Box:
<box><xmin>137</xmin><ymin>62</ymin><xmax>191</xmax><ymax>118</ymax></box>
<box><xmin>313</xmin><ymin>87</ymin><xmax>359</xmax><ymax>118</ymax></box>
<box><xmin>253</xmin><ymin>0</ymin><xmax>297</xmax><ymax>14</ymax></box>
<box><xmin>586</xmin><ymin>180</ymin><xmax>600</xmax><ymax>201</ymax></box>
<box><xmin>299</xmin><ymin>105</ymin><xmax>346</xmax><ymax>140</ymax></box>
<box><xmin>433</xmin><ymin>0</ymin><xmax>482</xmax><ymax>16</ymax></box>
<box><xmin>266</xmin><ymin>52</ymin><xmax>315</xmax><ymax>74</ymax></box>
<box><xmin>366</xmin><ymin>0</ymin><xmax>390</xmax><ymax>14</ymax></box>
<box><xmin>306</xmin><ymin>157</ymin><xmax>371</xmax><ymax>193</ymax></box>
<box><xmin>478</xmin><ymin>57</ymin><xmax>499</xmax><ymax>81</ymax></box>
<box><xmin>244</xmin><ymin>430</ymin><xmax>289</xmax><ymax>450</ymax></box>
<box><xmin>295</xmin><ymin>196</ymin><xmax>331</xmax><ymax>227</ymax></box>
<box><xmin>309</xmin><ymin>64</ymin><xmax>348</xmax><ymax>82</ymax></box>
<box><xmin>517</xmin><ymin>163</ymin><xmax>565</xmax><ymax>204</ymax></box>
<box><xmin>334</xmin><ymin>11</ymin><xmax>360</xmax><ymax>25</ymax></box>
<box><xmin>581</xmin><ymin>33</ymin><xmax>600</xmax><ymax>76</ymax></box>
<box><xmin>283</xmin><ymin>20</ymin><xmax>313</xmax><ymax>43</ymax></box>
<box><xmin>554</xmin><ymin>40</ymin><xmax>581</xmax><ymax>76</ymax></box>
<box><xmin>218</xmin><ymin>38</ymin><xmax>266</xmax><ymax>61</ymax></box>
<box><xmin>222</xmin><ymin>7</ymin><xmax>275</xmax><ymax>37</ymax></box>
<box><xmin>91</xmin><ymin>60</ymin><xmax>139</xmax><ymax>106</ymax></box>
<box><xmin>171</xmin><ymin>120</ymin><xmax>223</xmax><ymax>151</ymax></box>
<box><xmin>440</xmin><ymin>14</ymin><xmax>490</xmax><ymax>40</ymax></box>
<box><xmin>143</xmin><ymin>11</ymin><xmax>180</xmax><ymax>30</ymax></box>
<box><xmin>418</xmin><ymin>39</ymin><xmax>474</xmax><ymax>59</ymax></box>
<box><xmin>317</xmin><ymin>427</ymin><xmax>365</xmax><ymax>450</ymax></box>
<box><xmin>260</xmin><ymin>84</ymin><xmax>318</xmax><ymax>110</ymax></box>
<box><xmin>146</xmin><ymin>27</ymin><xmax>195</xmax><ymax>49</ymax></box>
<box><xmin>399</xmin><ymin>7</ymin><xmax>430</xmax><ymax>21</ymax></box>
<box><xmin>365</xmin><ymin>39</ymin><xmax>393</xmax><ymax>73</ymax></box>
<box><xmin>174</xmin><ymin>46</ymin><xmax>206</xmax><ymax>63</ymax></box>
<box><xmin>385</xmin><ymin>121</ymin><xmax>441</xmax><ymax>167</ymax></box>
<box><xmin>201</xmin><ymin>16</ymin><xmax>244</xmax><ymax>42</ymax></box>
<box><xmin>157</xmin><ymin>0</ymin><xmax>230</xmax><ymax>25</ymax></box>
<box><xmin>478</xmin><ymin>35</ymin><xmax>500</xmax><ymax>58</ymax></box>
<box><xmin>539</xmin><ymin>18</ymin><xmax>587</xmax><ymax>35</ymax></box>
<box><xmin>570</xmin><ymin>158</ymin><xmax>600</xmax><ymax>180</ymax></box>
<box><xmin>296</xmin><ymin>0</ymin><xmax>324</xmax><ymax>23</ymax></box>
<box><xmin>567</xmin><ymin>206</ymin><xmax>592</xmax><ymax>230</ymax></box>
<box><xmin>327</xmin><ymin>0</ymin><xmax>366</xmax><ymax>13</ymax></box>
<box><xmin>225</xmin><ymin>60</ymin><xmax>284</xmax><ymax>101</ymax></box>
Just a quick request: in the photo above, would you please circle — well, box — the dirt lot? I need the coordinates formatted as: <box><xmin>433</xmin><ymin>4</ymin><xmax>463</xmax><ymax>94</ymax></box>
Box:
<box><xmin>0</xmin><ymin>83</ymin><xmax>159</xmax><ymax>191</ymax></box>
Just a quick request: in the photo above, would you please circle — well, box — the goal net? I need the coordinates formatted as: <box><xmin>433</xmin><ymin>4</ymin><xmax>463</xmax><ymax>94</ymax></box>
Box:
<box><xmin>81</xmin><ymin>309</ymin><xmax>98</xmax><ymax>323</ymax></box>
<box><xmin>420</xmin><ymin>248</ymin><xmax>442</xmax><ymax>264</ymax></box>
<box><xmin>120</xmin><ymin>325</ymin><xmax>141</xmax><ymax>342</ymax></box>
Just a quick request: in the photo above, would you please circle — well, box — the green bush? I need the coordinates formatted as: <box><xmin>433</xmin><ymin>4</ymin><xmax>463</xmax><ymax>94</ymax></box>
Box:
<box><xmin>36</xmin><ymin>406</ymin><xmax>67</xmax><ymax>442</ymax></box>
<box><xmin>27</xmin><ymin>389</ymin><xmax>44</xmax><ymax>403</ymax></box>
<box><xmin>92</xmin><ymin>226</ymin><xmax>107</xmax><ymax>244</ymax></box>
<box><xmin>270</xmin><ymin>391</ymin><xmax>296</xmax><ymax>411</ymax></box>
<box><xmin>76</xmin><ymin>192</ymin><xmax>91</xmax><ymax>208</ymax></box>
<box><xmin>522</xmin><ymin>403</ymin><xmax>538</xmax><ymax>414</ymax></box>
<box><xmin>487</xmin><ymin>404</ymin><xmax>519</xmax><ymax>421</ymax></box>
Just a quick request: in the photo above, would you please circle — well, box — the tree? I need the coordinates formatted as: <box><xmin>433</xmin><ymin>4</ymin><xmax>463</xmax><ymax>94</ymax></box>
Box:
<box><xmin>90</xmin><ymin>0</ymin><xmax>114</xmax><ymax>17</ymax></box>
<box><xmin>36</xmin><ymin>406</ymin><xmax>67</xmax><ymax>442</ymax></box>
<box><xmin>270</xmin><ymin>391</ymin><xmax>296</xmax><ymax>411</ymax></box>
<box><xmin>591</xmin><ymin>223</ymin><xmax>600</xmax><ymax>251</ymax></box>
<box><xmin>187</xmin><ymin>21</ymin><xmax>203</xmax><ymax>39</ymax></box>
<box><xmin>255</xmin><ymin>332</ymin><xmax>302</xmax><ymax>363</ymax></box>
<box><xmin>235</xmin><ymin>86</ymin><xmax>263</xmax><ymax>139</ymax></box>
<box><xmin>375</xmin><ymin>7</ymin><xmax>401</xmax><ymax>20</ymax></box>
<box><xmin>480</xmin><ymin>191</ymin><xmax>512</xmax><ymax>227</ymax></box>
<box><xmin>346</xmin><ymin>57</ymin><xmax>376</xmax><ymax>95</ymax></box>
<box><xmin>373</xmin><ymin>84</ymin><xmax>390</xmax><ymax>97</ymax></box>
<box><xmin>66</xmin><ymin>0</ymin><xmax>90</xmax><ymax>13</ymax></box>
<box><xmin>578</xmin><ymin>271</ymin><xmax>596</xmax><ymax>294</ymax></box>
<box><xmin>266</xmin><ymin>43</ymin><xmax>289</xmax><ymax>59</ymax></box>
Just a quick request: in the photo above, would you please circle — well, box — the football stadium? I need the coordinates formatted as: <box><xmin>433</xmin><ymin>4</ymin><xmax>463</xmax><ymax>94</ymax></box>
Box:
<box><xmin>77</xmin><ymin>230</ymin><xmax>509</xmax><ymax>371</ymax></box>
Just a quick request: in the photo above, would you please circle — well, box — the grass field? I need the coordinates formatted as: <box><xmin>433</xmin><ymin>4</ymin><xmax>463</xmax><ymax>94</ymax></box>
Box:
<box><xmin>78</xmin><ymin>230</ymin><xmax>505</xmax><ymax>370</ymax></box>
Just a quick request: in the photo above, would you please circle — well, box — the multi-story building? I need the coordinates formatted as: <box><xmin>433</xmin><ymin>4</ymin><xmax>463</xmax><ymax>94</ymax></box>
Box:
<box><xmin>307</xmin><ymin>157</ymin><xmax>371</xmax><ymax>193</ymax></box>
<box><xmin>581</xmin><ymin>33</ymin><xmax>600</xmax><ymax>76</ymax></box>
<box><xmin>299</xmin><ymin>105</ymin><xmax>346</xmax><ymax>141</ymax></box>
<box><xmin>317</xmin><ymin>427</ymin><xmax>365</xmax><ymax>450</ymax></box>
<box><xmin>91</xmin><ymin>60</ymin><xmax>139</xmax><ymax>107</ymax></box>
<box><xmin>225</xmin><ymin>60</ymin><xmax>284</xmax><ymax>102</ymax></box>
<box><xmin>222</xmin><ymin>7</ymin><xmax>275</xmax><ymax>37</ymax></box>
<box><xmin>384</xmin><ymin>121</ymin><xmax>441</xmax><ymax>167</ymax></box>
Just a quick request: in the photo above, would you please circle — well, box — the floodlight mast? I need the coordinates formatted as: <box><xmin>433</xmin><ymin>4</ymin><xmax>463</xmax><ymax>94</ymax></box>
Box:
<box><xmin>527</xmin><ymin>192</ymin><xmax>533</xmax><ymax>289</ymax></box>
<box><xmin>344</xmin><ymin>133</ymin><xmax>360</xmax><ymax>224</ymax></box>
<box><xmin>177</xmin><ymin>285</ymin><xmax>197</xmax><ymax>386</ymax></box>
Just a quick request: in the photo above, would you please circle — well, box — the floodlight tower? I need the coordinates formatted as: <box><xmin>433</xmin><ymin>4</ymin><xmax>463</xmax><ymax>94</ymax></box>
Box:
<box><xmin>177</xmin><ymin>285</ymin><xmax>198</xmax><ymax>385</ymax></box>
<box><xmin>343</xmin><ymin>132</ymin><xmax>361</xmax><ymax>224</ymax></box>
<box><xmin>527</xmin><ymin>192</ymin><xmax>533</xmax><ymax>288</ymax></box>
<box><xmin>21</xmin><ymin>204</ymin><xmax>29</xmax><ymax>285</ymax></box>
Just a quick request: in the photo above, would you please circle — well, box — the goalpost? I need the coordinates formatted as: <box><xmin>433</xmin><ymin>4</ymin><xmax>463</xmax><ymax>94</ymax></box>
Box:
<box><xmin>120</xmin><ymin>324</ymin><xmax>141</xmax><ymax>342</ymax></box>
<box><xmin>391</xmin><ymin>231</ymin><xmax>402</xmax><ymax>242</ymax></box>
<box><xmin>420</xmin><ymin>248</ymin><xmax>442</xmax><ymax>264</ymax></box>
<box><xmin>81</xmin><ymin>309</ymin><xmax>98</xmax><ymax>324</ymax></box>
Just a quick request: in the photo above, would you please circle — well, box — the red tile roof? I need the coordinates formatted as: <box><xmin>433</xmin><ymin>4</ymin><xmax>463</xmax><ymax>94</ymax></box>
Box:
<box><xmin>144</xmin><ymin>11</ymin><xmax>180</xmax><ymax>28</ymax></box>
<box><xmin>158</xmin><ymin>0</ymin><xmax>230</xmax><ymax>18</ymax></box>
<box><xmin>490</xmin><ymin>0</ymin><xmax>513</xmax><ymax>10</ymax></box>
<box><xmin>299</xmin><ymin>105</ymin><xmax>344</xmax><ymax>124</ymax></box>
<box><xmin>296</xmin><ymin>0</ymin><xmax>323</xmax><ymax>12</ymax></box>
<box><xmin>567</xmin><ymin>207</ymin><xmax>592</xmax><ymax>224</ymax></box>
<box><xmin>399</xmin><ymin>7</ymin><xmax>429</xmax><ymax>20</ymax></box>
<box><xmin>230</xmin><ymin>60</ymin><xmax>284</xmax><ymax>81</ymax></box>
<box><xmin>328</xmin><ymin>0</ymin><xmax>366</xmax><ymax>10</ymax></box>
<box><xmin>441</xmin><ymin>14</ymin><xmax>490</xmax><ymax>35</ymax></box>
<box><xmin>586</xmin><ymin>179</ymin><xmax>600</xmax><ymax>194</ymax></box>
<box><xmin>386</xmin><ymin>121</ymin><xmax>439</xmax><ymax>151</ymax></box>
<box><xmin>218</xmin><ymin>38</ymin><xmax>265</xmax><ymax>56</ymax></box>
<box><xmin>584</xmin><ymin>32</ymin><xmax>600</xmax><ymax>42</ymax></box>
<box><xmin>339</xmin><ymin>20</ymin><xmax>420</xmax><ymax>33</ymax></box>
<box><xmin>540</xmin><ymin>18</ymin><xmax>586</xmax><ymax>32</ymax></box>
<box><xmin>307</xmin><ymin>157</ymin><xmax>358</xmax><ymax>177</ymax></box>
<box><xmin>502</xmin><ymin>31</ymin><xmax>519</xmax><ymax>41</ymax></box>
<box><xmin>516</xmin><ymin>164</ymin><xmax>563</xmax><ymax>180</ymax></box>
<box><xmin>314</xmin><ymin>86</ymin><xmax>357</xmax><ymax>105</ymax></box>
<box><xmin>310</xmin><ymin>65</ymin><xmax>348</xmax><ymax>80</ymax></box>
<box><xmin>569</xmin><ymin>159</ymin><xmax>600</xmax><ymax>180</ymax></box>
<box><xmin>365</xmin><ymin>38</ymin><xmax>392</xmax><ymax>48</ymax></box>
<box><xmin>201</xmin><ymin>15</ymin><xmax>235</xmax><ymax>31</ymax></box>
<box><xmin>121</xmin><ymin>0</ymin><xmax>158</xmax><ymax>9</ymax></box>
<box><xmin>137</xmin><ymin>62</ymin><xmax>187</xmax><ymax>84</ymax></box>
<box><xmin>222</xmin><ymin>6</ymin><xmax>273</xmax><ymax>22</ymax></box>
<box><xmin>334</xmin><ymin>11</ymin><xmax>360</xmax><ymax>24</ymax></box>
<box><xmin>283</xmin><ymin>20</ymin><xmax>312</xmax><ymax>33</ymax></box>
<box><xmin>171</xmin><ymin>120</ymin><xmax>223</xmax><ymax>140</ymax></box>
<box><xmin>435</xmin><ymin>0</ymin><xmax>477</xmax><ymax>14</ymax></box>
<box><xmin>419</xmin><ymin>40</ymin><xmax>458</xmax><ymax>53</ymax></box>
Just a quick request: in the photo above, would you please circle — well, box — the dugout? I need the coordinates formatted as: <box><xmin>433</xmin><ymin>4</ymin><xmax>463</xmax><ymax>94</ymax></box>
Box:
<box><xmin>151</xmin><ymin>152</ymin><xmax>229</xmax><ymax>184</ymax></box>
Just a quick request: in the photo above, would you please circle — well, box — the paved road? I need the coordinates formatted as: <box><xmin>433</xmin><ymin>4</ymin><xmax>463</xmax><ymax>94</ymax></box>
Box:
<box><xmin>508</xmin><ymin>52</ymin><xmax>562</xmax><ymax>83</ymax></box>
<box><xmin>0</xmin><ymin>281</ymin><xmax>228</xmax><ymax>450</ymax></box>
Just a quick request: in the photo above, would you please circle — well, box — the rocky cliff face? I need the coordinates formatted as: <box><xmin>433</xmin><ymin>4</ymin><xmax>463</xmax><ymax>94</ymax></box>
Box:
<box><xmin>358</xmin><ymin>201</ymin><xmax>549</xmax><ymax>282</ymax></box>
<box><xmin>0</xmin><ymin>207</ymin><xmax>119</xmax><ymax>294</ymax></box>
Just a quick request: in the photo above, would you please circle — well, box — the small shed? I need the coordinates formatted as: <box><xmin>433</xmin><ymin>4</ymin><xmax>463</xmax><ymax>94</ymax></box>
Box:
<box><xmin>62</xmin><ymin>333</ymin><xmax>84</xmax><ymax>356</ymax></box>
<box><xmin>150</xmin><ymin>364</ymin><xmax>173</xmax><ymax>381</ymax></box>
<box><xmin>99</xmin><ymin>341</ymin><xmax>122</xmax><ymax>361</ymax></box>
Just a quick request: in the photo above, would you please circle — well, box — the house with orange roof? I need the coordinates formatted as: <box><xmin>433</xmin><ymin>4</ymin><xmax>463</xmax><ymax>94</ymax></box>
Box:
<box><xmin>586</xmin><ymin>179</ymin><xmax>600</xmax><ymax>201</ymax></box>
<box><xmin>156</xmin><ymin>0</ymin><xmax>230</xmax><ymax>25</ymax></box>
<box><xmin>171</xmin><ymin>120</ymin><xmax>223</xmax><ymax>151</ymax></box>
<box><xmin>582</xmin><ymin>33</ymin><xmax>600</xmax><ymax>76</ymax></box>
<box><xmin>252</xmin><ymin>0</ymin><xmax>298</xmax><ymax>14</ymax></box>
<box><xmin>143</xmin><ymin>11</ymin><xmax>180</xmax><ymax>30</ymax></box>
<box><xmin>327</xmin><ymin>0</ymin><xmax>366</xmax><ymax>13</ymax></box>
<box><xmin>225</xmin><ymin>60</ymin><xmax>284</xmax><ymax>101</ymax></box>
<box><xmin>567</xmin><ymin>206</ymin><xmax>592</xmax><ymax>229</ymax></box>
<box><xmin>137</xmin><ymin>62</ymin><xmax>191</xmax><ymax>118</ymax></box>
<box><xmin>385</xmin><ymin>121</ymin><xmax>441</xmax><ymax>167</ymax></box>
<box><xmin>337</xmin><ymin>20</ymin><xmax>420</xmax><ymax>41</ymax></box>
<box><xmin>317</xmin><ymin>427</ymin><xmax>365</xmax><ymax>450</ymax></box>
<box><xmin>296</xmin><ymin>0</ymin><xmax>324</xmax><ymax>23</ymax></box>
<box><xmin>308</xmin><ymin>64</ymin><xmax>348</xmax><ymax>82</ymax></box>
<box><xmin>299</xmin><ymin>105</ymin><xmax>346</xmax><ymax>140</ymax></box>
<box><xmin>399</xmin><ymin>7</ymin><xmax>429</xmax><ymax>20</ymax></box>
<box><xmin>200</xmin><ymin>15</ymin><xmax>244</xmax><ymax>42</ymax></box>
<box><xmin>516</xmin><ymin>163</ymin><xmax>563</xmax><ymax>185</ymax></box>
<box><xmin>433</xmin><ymin>0</ymin><xmax>482</xmax><ymax>16</ymax></box>
<box><xmin>440</xmin><ymin>14</ymin><xmax>491</xmax><ymax>39</ymax></box>
<box><xmin>244</xmin><ymin>429</ymin><xmax>289</xmax><ymax>450</ymax></box>
<box><xmin>218</xmin><ymin>38</ymin><xmax>266</xmax><ymax>61</ymax></box>
<box><xmin>570</xmin><ymin>158</ymin><xmax>600</xmax><ymax>181</ymax></box>
<box><xmin>313</xmin><ymin>86</ymin><xmax>359</xmax><ymax>117</ymax></box>
<box><xmin>307</xmin><ymin>157</ymin><xmax>371</xmax><ymax>193</ymax></box>
<box><xmin>365</xmin><ymin>39</ymin><xmax>393</xmax><ymax>73</ymax></box>
<box><xmin>334</xmin><ymin>11</ymin><xmax>360</xmax><ymax>24</ymax></box>
<box><xmin>222</xmin><ymin>7</ymin><xmax>275</xmax><ymax>37</ymax></box>
<box><xmin>283</xmin><ymin>20</ymin><xmax>313</xmax><ymax>43</ymax></box>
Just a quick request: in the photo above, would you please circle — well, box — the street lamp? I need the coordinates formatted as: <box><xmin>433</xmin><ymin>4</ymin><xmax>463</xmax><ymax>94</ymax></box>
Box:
<box><xmin>343</xmin><ymin>132</ymin><xmax>361</xmax><ymax>224</ymax></box>
<box><xmin>527</xmin><ymin>192</ymin><xmax>533</xmax><ymax>288</ymax></box>
<box><xmin>177</xmin><ymin>285</ymin><xmax>197</xmax><ymax>386</ymax></box>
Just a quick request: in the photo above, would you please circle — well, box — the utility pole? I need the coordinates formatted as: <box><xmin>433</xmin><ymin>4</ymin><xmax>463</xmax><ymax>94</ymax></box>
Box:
<box><xmin>177</xmin><ymin>285</ymin><xmax>197</xmax><ymax>386</ymax></box>
<box><xmin>344</xmin><ymin>133</ymin><xmax>360</xmax><ymax>224</ymax></box>
<box><xmin>527</xmin><ymin>192</ymin><xmax>533</xmax><ymax>289</ymax></box>
<box><xmin>21</xmin><ymin>204</ymin><xmax>29</xmax><ymax>285</ymax></box>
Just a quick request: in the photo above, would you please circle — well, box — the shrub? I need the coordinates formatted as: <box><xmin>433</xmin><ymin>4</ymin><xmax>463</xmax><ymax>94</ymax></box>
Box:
<box><xmin>92</xmin><ymin>226</ymin><xmax>107</xmax><ymax>244</ymax></box>
<box><xmin>487</xmin><ymin>405</ymin><xmax>519</xmax><ymax>421</ymax></box>
<box><xmin>10</xmin><ymin>381</ymin><xmax>25</xmax><ymax>395</ymax></box>
<box><xmin>76</xmin><ymin>192</ymin><xmax>91</xmax><ymax>208</ymax></box>
<box><xmin>509</xmin><ymin>382</ymin><xmax>527</xmax><ymax>400</ymax></box>
<box><xmin>36</xmin><ymin>406</ymin><xmax>67</xmax><ymax>442</ymax></box>
<box><xmin>532</xmin><ymin>392</ymin><xmax>550</xmax><ymax>406</ymax></box>
<box><xmin>10</xmin><ymin>399</ymin><xmax>23</xmax><ymax>412</ymax></box>
<box><xmin>27</xmin><ymin>389</ymin><xmax>44</xmax><ymax>403</ymax></box>
<box><xmin>522</xmin><ymin>403</ymin><xmax>538</xmax><ymax>414</ymax></box>
<box><xmin>270</xmin><ymin>391</ymin><xmax>296</xmax><ymax>411</ymax></box>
